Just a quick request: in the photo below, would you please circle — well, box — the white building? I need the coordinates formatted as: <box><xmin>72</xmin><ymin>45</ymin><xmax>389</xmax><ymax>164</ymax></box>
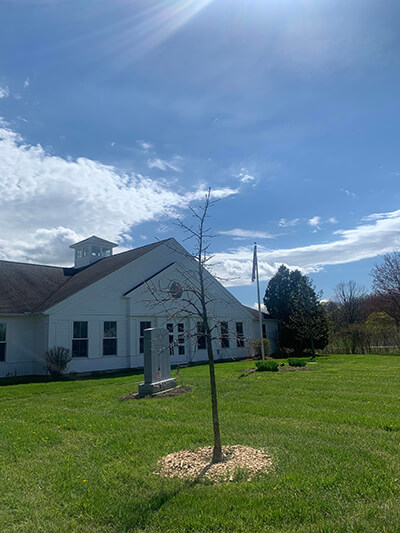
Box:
<box><xmin>0</xmin><ymin>236</ymin><xmax>278</xmax><ymax>378</ymax></box>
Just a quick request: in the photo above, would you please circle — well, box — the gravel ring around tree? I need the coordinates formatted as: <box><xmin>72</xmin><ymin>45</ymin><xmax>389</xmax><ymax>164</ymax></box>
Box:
<box><xmin>157</xmin><ymin>445</ymin><xmax>274</xmax><ymax>483</ymax></box>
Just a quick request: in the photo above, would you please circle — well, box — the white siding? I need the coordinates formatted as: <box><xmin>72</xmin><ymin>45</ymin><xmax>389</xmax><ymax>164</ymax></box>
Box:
<box><xmin>0</xmin><ymin>315</ymin><xmax>48</xmax><ymax>377</ymax></box>
<box><xmin>251</xmin><ymin>319</ymin><xmax>279</xmax><ymax>354</ymax></box>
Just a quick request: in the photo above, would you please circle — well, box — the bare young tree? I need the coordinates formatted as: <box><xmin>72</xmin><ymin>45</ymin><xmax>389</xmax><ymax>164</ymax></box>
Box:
<box><xmin>371</xmin><ymin>252</ymin><xmax>400</xmax><ymax>326</ymax></box>
<box><xmin>332</xmin><ymin>280</ymin><xmax>367</xmax><ymax>328</ymax></box>
<box><xmin>143</xmin><ymin>188</ymin><xmax>224</xmax><ymax>463</ymax></box>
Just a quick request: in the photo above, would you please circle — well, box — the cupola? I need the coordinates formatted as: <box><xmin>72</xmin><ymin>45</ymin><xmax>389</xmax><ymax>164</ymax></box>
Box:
<box><xmin>70</xmin><ymin>236</ymin><xmax>118</xmax><ymax>268</ymax></box>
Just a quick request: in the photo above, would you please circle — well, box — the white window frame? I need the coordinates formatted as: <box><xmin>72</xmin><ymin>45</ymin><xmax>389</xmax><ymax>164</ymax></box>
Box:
<box><xmin>103</xmin><ymin>321</ymin><xmax>117</xmax><ymax>356</ymax></box>
<box><xmin>0</xmin><ymin>323</ymin><xmax>6</xmax><ymax>362</ymax></box>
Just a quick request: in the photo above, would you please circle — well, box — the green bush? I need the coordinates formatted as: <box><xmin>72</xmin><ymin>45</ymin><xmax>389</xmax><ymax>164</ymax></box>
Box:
<box><xmin>255</xmin><ymin>360</ymin><xmax>279</xmax><ymax>372</ymax></box>
<box><xmin>251</xmin><ymin>338</ymin><xmax>270</xmax><ymax>358</ymax></box>
<box><xmin>287</xmin><ymin>358</ymin><xmax>307</xmax><ymax>367</ymax></box>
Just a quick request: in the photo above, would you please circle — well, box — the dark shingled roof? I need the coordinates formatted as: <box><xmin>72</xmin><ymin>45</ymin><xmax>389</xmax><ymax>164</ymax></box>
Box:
<box><xmin>0</xmin><ymin>240</ymin><xmax>167</xmax><ymax>314</ymax></box>
<box><xmin>244</xmin><ymin>305</ymin><xmax>276</xmax><ymax>320</ymax></box>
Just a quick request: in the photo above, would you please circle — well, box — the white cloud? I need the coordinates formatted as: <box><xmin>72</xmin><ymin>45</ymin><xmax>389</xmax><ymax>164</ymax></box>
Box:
<box><xmin>308</xmin><ymin>216</ymin><xmax>321</xmax><ymax>228</ymax></box>
<box><xmin>328</xmin><ymin>217</ymin><xmax>338</xmax><ymax>224</ymax></box>
<box><xmin>0</xmin><ymin>122</ymin><xmax>236</xmax><ymax>265</ymax></box>
<box><xmin>157</xmin><ymin>224</ymin><xmax>170</xmax><ymax>234</ymax></box>
<box><xmin>341</xmin><ymin>188</ymin><xmax>356</xmax><ymax>198</ymax></box>
<box><xmin>0</xmin><ymin>86</ymin><xmax>9</xmax><ymax>99</ymax></box>
<box><xmin>187</xmin><ymin>187</ymin><xmax>239</xmax><ymax>201</ymax></box>
<box><xmin>363</xmin><ymin>211</ymin><xmax>400</xmax><ymax>222</ymax></box>
<box><xmin>279</xmin><ymin>218</ymin><xmax>300</xmax><ymax>228</ymax></box>
<box><xmin>308</xmin><ymin>216</ymin><xmax>321</xmax><ymax>232</ymax></box>
<box><xmin>148</xmin><ymin>158</ymin><xmax>182</xmax><ymax>172</ymax></box>
<box><xmin>210</xmin><ymin>208</ymin><xmax>400</xmax><ymax>286</ymax></box>
<box><xmin>236</xmin><ymin>168</ymin><xmax>255</xmax><ymax>184</ymax></box>
<box><xmin>137</xmin><ymin>140</ymin><xmax>152</xmax><ymax>151</ymax></box>
<box><xmin>253</xmin><ymin>302</ymin><xmax>268</xmax><ymax>313</ymax></box>
<box><xmin>219</xmin><ymin>228</ymin><xmax>274</xmax><ymax>240</ymax></box>
<box><xmin>24</xmin><ymin>78</ymin><xmax>30</xmax><ymax>89</ymax></box>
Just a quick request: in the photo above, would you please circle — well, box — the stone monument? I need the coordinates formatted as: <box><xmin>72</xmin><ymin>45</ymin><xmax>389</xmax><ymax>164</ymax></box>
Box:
<box><xmin>138</xmin><ymin>327</ymin><xmax>177</xmax><ymax>396</ymax></box>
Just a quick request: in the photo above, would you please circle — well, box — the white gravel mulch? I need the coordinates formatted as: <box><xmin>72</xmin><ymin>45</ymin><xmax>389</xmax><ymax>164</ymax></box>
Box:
<box><xmin>157</xmin><ymin>445</ymin><xmax>274</xmax><ymax>483</ymax></box>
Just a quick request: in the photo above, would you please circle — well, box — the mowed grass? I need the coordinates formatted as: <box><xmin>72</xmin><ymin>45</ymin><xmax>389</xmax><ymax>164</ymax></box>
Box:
<box><xmin>1</xmin><ymin>355</ymin><xmax>400</xmax><ymax>532</ymax></box>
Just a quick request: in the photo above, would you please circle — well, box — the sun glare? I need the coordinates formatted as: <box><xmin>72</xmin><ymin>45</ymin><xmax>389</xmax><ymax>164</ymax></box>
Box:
<box><xmin>110</xmin><ymin>0</ymin><xmax>215</xmax><ymax>63</ymax></box>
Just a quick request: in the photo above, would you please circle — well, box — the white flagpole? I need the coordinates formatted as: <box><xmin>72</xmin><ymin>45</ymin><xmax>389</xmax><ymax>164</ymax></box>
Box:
<box><xmin>254</xmin><ymin>243</ymin><xmax>266</xmax><ymax>362</ymax></box>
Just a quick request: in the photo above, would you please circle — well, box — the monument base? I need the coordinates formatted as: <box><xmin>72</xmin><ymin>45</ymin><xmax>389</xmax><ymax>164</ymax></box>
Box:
<box><xmin>138</xmin><ymin>378</ymin><xmax>177</xmax><ymax>396</ymax></box>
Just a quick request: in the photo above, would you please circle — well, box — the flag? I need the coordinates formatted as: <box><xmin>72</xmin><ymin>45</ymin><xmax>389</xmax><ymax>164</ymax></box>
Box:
<box><xmin>251</xmin><ymin>244</ymin><xmax>257</xmax><ymax>283</ymax></box>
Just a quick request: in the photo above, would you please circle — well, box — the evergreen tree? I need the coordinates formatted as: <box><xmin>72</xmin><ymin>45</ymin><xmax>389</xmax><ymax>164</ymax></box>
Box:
<box><xmin>264</xmin><ymin>265</ymin><xmax>328</xmax><ymax>355</ymax></box>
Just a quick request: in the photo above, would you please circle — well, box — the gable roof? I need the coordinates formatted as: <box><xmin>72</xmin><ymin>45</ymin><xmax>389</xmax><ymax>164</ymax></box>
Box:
<box><xmin>0</xmin><ymin>240</ymin><xmax>167</xmax><ymax>314</ymax></box>
<box><xmin>123</xmin><ymin>262</ymin><xmax>175</xmax><ymax>296</ymax></box>
<box><xmin>244</xmin><ymin>305</ymin><xmax>276</xmax><ymax>321</ymax></box>
<box><xmin>69</xmin><ymin>235</ymin><xmax>118</xmax><ymax>249</ymax></box>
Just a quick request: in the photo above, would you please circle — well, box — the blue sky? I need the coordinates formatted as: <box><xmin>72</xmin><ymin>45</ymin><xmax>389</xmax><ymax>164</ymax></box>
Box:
<box><xmin>1</xmin><ymin>0</ymin><xmax>400</xmax><ymax>306</ymax></box>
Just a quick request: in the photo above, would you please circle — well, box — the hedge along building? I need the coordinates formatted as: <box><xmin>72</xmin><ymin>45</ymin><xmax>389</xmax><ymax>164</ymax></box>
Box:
<box><xmin>0</xmin><ymin>236</ymin><xmax>279</xmax><ymax>378</ymax></box>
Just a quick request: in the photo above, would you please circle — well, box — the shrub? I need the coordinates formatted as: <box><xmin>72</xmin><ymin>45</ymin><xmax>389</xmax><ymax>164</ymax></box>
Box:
<box><xmin>287</xmin><ymin>358</ymin><xmax>307</xmax><ymax>367</ymax></box>
<box><xmin>45</xmin><ymin>346</ymin><xmax>72</xmax><ymax>378</ymax></box>
<box><xmin>255</xmin><ymin>360</ymin><xmax>279</xmax><ymax>372</ymax></box>
<box><xmin>251</xmin><ymin>338</ymin><xmax>270</xmax><ymax>358</ymax></box>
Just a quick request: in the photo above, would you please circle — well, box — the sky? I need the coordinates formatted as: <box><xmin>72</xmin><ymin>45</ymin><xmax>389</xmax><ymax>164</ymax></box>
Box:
<box><xmin>1</xmin><ymin>0</ymin><xmax>400</xmax><ymax>307</ymax></box>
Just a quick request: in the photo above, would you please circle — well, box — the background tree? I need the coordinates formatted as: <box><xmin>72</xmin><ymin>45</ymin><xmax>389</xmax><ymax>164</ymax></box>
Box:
<box><xmin>263</xmin><ymin>265</ymin><xmax>292</xmax><ymax>324</ymax></box>
<box><xmin>371</xmin><ymin>252</ymin><xmax>400</xmax><ymax>326</ymax></box>
<box><xmin>264</xmin><ymin>265</ymin><xmax>328</xmax><ymax>355</ymax></box>
<box><xmin>331</xmin><ymin>280</ymin><xmax>367</xmax><ymax>329</ymax></box>
<box><xmin>288</xmin><ymin>274</ymin><xmax>329</xmax><ymax>357</ymax></box>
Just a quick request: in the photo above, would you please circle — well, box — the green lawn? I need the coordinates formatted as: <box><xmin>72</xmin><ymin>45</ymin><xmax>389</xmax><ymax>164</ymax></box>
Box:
<box><xmin>1</xmin><ymin>355</ymin><xmax>400</xmax><ymax>532</ymax></box>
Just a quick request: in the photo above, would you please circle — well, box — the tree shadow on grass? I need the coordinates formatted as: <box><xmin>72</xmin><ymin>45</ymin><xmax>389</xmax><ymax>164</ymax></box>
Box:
<box><xmin>123</xmin><ymin>463</ymin><xmax>214</xmax><ymax>530</ymax></box>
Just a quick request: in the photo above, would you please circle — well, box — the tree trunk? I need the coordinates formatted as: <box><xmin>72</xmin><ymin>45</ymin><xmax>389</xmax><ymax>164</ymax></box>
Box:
<box><xmin>197</xmin><ymin>187</ymin><xmax>223</xmax><ymax>464</ymax></box>
<box><xmin>310</xmin><ymin>330</ymin><xmax>315</xmax><ymax>359</ymax></box>
<box><xmin>205</xmin><ymin>322</ymin><xmax>223</xmax><ymax>463</ymax></box>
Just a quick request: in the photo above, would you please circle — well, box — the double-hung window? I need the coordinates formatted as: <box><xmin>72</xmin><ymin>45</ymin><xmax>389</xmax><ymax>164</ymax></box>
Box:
<box><xmin>220</xmin><ymin>321</ymin><xmax>229</xmax><ymax>348</ymax></box>
<box><xmin>177</xmin><ymin>323</ymin><xmax>185</xmax><ymax>355</ymax></box>
<box><xmin>197</xmin><ymin>322</ymin><xmax>206</xmax><ymax>350</ymax></box>
<box><xmin>0</xmin><ymin>323</ymin><xmax>6</xmax><ymax>361</ymax></box>
<box><xmin>167</xmin><ymin>323</ymin><xmax>185</xmax><ymax>356</ymax></box>
<box><xmin>236</xmin><ymin>322</ymin><xmax>244</xmax><ymax>348</ymax></box>
<box><xmin>103</xmin><ymin>321</ymin><xmax>117</xmax><ymax>356</ymax></box>
<box><xmin>167</xmin><ymin>323</ymin><xmax>174</xmax><ymax>355</ymax></box>
<box><xmin>72</xmin><ymin>321</ymin><xmax>88</xmax><ymax>357</ymax></box>
<box><xmin>140</xmin><ymin>321</ymin><xmax>151</xmax><ymax>353</ymax></box>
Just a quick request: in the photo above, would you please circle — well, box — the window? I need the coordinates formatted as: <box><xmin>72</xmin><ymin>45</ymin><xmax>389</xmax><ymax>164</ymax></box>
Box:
<box><xmin>102</xmin><ymin>247</ymin><xmax>111</xmax><ymax>257</ymax></box>
<box><xmin>0</xmin><ymin>323</ymin><xmax>6</xmax><ymax>361</ymax></box>
<box><xmin>76</xmin><ymin>247</ymin><xmax>88</xmax><ymax>259</ymax></box>
<box><xmin>167</xmin><ymin>323</ymin><xmax>174</xmax><ymax>355</ymax></box>
<box><xmin>103</xmin><ymin>321</ymin><xmax>117</xmax><ymax>356</ymax></box>
<box><xmin>178</xmin><ymin>323</ymin><xmax>185</xmax><ymax>355</ymax></box>
<box><xmin>91</xmin><ymin>246</ymin><xmax>101</xmax><ymax>257</ymax></box>
<box><xmin>236</xmin><ymin>322</ymin><xmax>244</xmax><ymax>348</ymax></box>
<box><xmin>169</xmin><ymin>281</ymin><xmax>183</xmax><ymax>299</ymax></box>
<box><xmin>167</xmin><ymin>323</ymin><xmax>185</xmax><ymax>356</ymax></box>
<box><xmin>262</xmin><ymin>324</ymin><xmax>266</xmax><ymax>339</ymax></box>
<box><xmin>197</xmin><ymin>322</ymin><xmax>206</xmax><ymax>350</ymax></box>
<box><xmin>72</xmin><ymin>321</ymin><xmax>88</xmax><ymax>357</ymax></box>
<box><xmin>140</xmin><ymin>321</ymin><xmax>151</xmax><ymax>353</ymax></box>
<box><xmin>220</xmin><ymin>321</ymin><xmax>229</xmax><ymax>348</ymax></box>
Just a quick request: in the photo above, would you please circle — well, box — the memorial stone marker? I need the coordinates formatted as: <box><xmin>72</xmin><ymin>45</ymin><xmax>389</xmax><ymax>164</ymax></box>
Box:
<box><xmin>138</xmin><ymin>327</ymin><xmax>177</xmax><ymax>396</ymax></box>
